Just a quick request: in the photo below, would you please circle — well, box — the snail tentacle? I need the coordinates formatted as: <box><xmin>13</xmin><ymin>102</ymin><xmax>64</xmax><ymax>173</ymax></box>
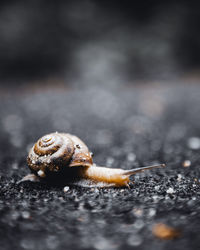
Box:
<box><xmin>123</xmin><ymin>164</ymin><xmax>166</xmax><ymax>175</ymax></box>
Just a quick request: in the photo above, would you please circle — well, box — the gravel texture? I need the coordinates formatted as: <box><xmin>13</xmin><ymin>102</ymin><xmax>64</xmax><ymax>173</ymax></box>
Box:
<box><xmin>0</xmin><ymin>82</ymin><xmax>200</xmax><ymax>250</ymax></box>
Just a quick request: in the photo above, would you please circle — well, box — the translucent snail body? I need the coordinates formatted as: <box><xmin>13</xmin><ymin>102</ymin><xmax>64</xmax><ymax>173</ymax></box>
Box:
<box><xmin>21</xmin><ymin>132</ymin><xmax>165</xmax><ymax>187</ymax></box>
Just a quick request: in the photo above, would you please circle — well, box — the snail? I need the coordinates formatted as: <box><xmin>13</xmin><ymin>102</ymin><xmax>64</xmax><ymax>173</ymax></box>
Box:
<box><xmin>20</xmin><ymin>132</ymin><xmax>165</xmax><ymax>187</ymax></box>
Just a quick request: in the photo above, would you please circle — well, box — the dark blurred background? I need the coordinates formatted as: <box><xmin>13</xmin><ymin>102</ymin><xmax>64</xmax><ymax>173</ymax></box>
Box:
<box><xmin>0</xmin><ymin>0</ymin><xmax>200</xmax><ymax>86</ymax></box>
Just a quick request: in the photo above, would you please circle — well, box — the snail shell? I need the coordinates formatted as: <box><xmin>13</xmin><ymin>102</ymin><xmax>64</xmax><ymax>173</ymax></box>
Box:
<box><xmin>27</xmin><ymin>132</ymin><xmax>93</xmax><ymax>177</ymax></box>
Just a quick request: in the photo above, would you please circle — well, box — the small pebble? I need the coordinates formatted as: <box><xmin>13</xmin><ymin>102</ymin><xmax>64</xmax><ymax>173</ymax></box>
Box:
<box><xmin>148</xmin><ymin>208</ymin><xmax>156</xmax><ymax>217</ymax></box>
<box><xmin>133</xmin><ymin>208</ymin><xmax>143</xmax><ymax>218</ymax></box>
<box><xmin>127</xmin><ymin>234</ymin><xmax>142</xmax><ymax>246</ymax></box>
<box><xmin>37</xmin><ymin>170</ymin><xmax>46</xmax><ymax>178</ymax></box>
<box><xmin>127</xmin><ymin>152</ymin><xmax>136</xmax><ymax>162</ymax></box>
<box><xmin>21</xmin><ymin>211</ymin><xmax>31</xmax><ymax>219</ymax></box>
<box><xmin>152</xmin><ymin>223</ymin><xmax>180</xmax><ymax>240</ymax></box>
<box><xmin>182</xmin><ymin>160</ymin><xmax>191</xmax><ymax>168</ymax></box>
<box><xmin>166</xmin><ymin>187</ymin><xmax>175</xmax><ymax>194</ymax></box>
<box><xmin>187</xmin><ymin>137</ymin><xmax>200</xmax><ymax>150</ymax></box>
<box><xmin>63</xmin><ymin>186</ymin><xmax>70</xmax><ymax>193</ymax></box>
<box><xmin>177</xmin><ymin>174</ymin><xmax>182</xmax><ymax>182</ymax></box>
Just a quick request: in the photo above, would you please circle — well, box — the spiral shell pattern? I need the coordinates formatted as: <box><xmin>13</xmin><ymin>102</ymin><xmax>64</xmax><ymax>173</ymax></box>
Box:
<box><xmin>27</xmin><ymin>133</ymin><xmax>74</xmax><ymax>174</ymax></box>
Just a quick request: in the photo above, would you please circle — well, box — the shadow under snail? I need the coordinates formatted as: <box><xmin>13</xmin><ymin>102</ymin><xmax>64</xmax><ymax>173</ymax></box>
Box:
<box><xmin>20</xmin><ymin>132</ymin><xmax>165</xmax><ymax>187</ymax></box>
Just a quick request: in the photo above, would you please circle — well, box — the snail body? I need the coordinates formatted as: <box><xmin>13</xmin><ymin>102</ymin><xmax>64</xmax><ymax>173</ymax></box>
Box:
<box><xmin>22</xmin><ymin>132</ymin><xmax>165</xmax><ymax>187</ymax></box>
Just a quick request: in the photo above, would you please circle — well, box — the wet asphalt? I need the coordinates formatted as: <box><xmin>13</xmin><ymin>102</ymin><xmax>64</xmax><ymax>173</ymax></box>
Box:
<box><xmin>0</xmin><ymin>82</ymin><xmax>200</xmax><ymax>250</ymax></box>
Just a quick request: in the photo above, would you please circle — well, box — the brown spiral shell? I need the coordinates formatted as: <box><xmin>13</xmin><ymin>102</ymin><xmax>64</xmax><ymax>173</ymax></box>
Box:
<box><xmin>27</xmin><ymin>132</ymin><xmax>93</xmax><ymax>176</ymax></box>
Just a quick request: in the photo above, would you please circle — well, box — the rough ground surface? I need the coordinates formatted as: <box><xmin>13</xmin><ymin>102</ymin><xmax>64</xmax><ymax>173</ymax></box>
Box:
<box><xmin>0</xmin><ymin>82</ymin><xmax>200</xmax><ymax>250</ymax></box>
